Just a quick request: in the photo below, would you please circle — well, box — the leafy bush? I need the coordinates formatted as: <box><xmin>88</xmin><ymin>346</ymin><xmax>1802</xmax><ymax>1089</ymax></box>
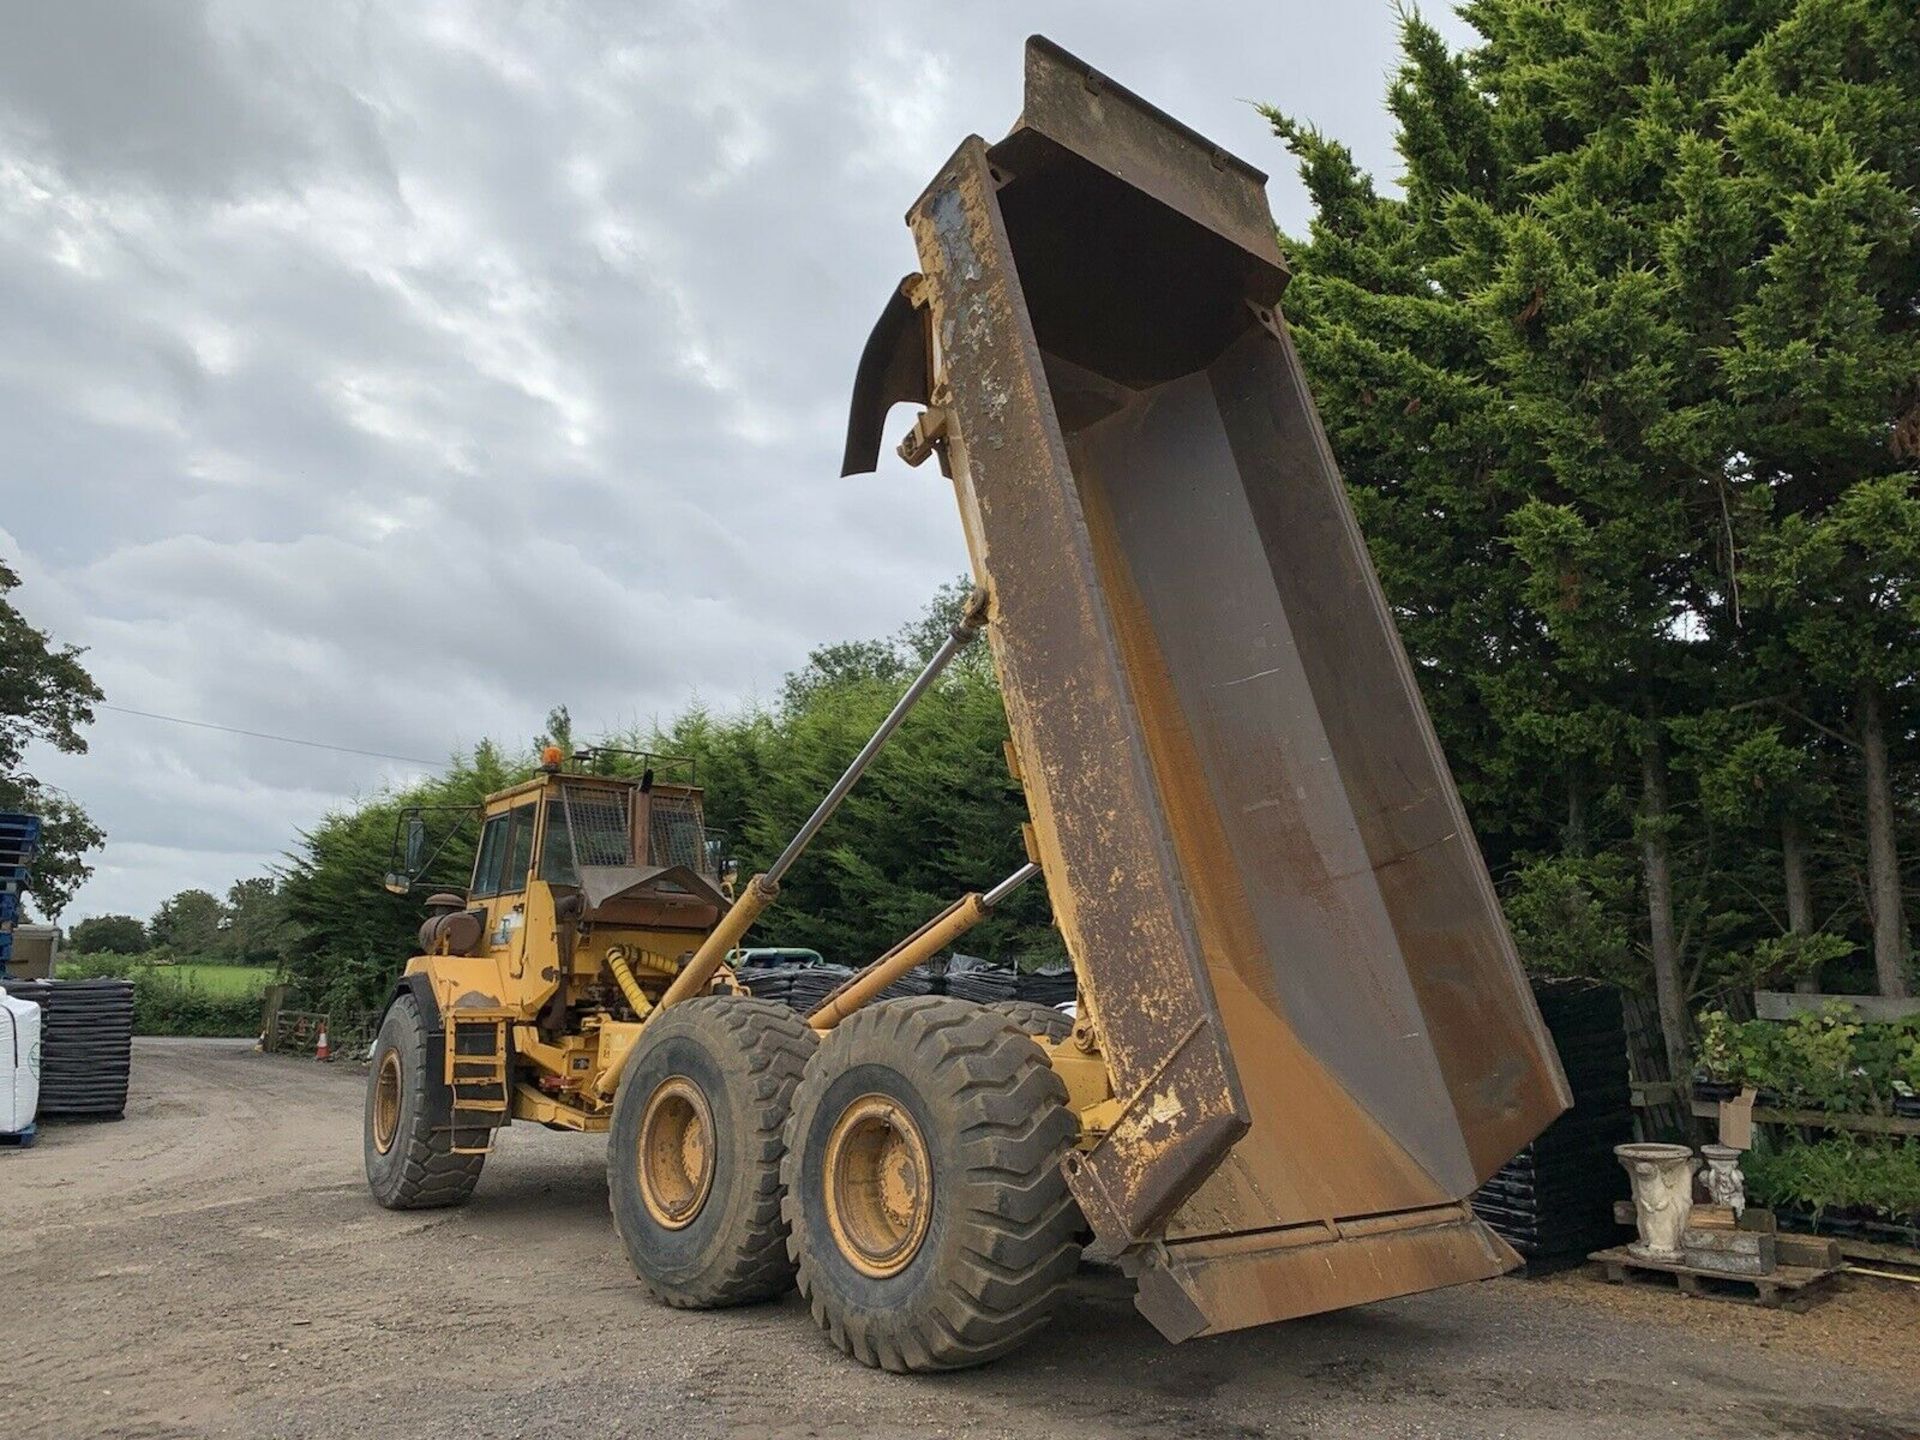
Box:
<box><xmin>66</xmin><ymin>914</ymin><xmax>147</xmax><ymax>954</ymax></box>
<box><xmin>129</xmin><ymin>972</ymin><xmax>262</xmax><ymax>1037</ymax></box>
<box><xmin>1503</xmin><ymin>852</ymin><xmax>1637</xmax><ymax>984</ymax></box>
<box><xmin>1695</xmin><ymin>1005</ymin><xmax>1920</xmax><ymax>1113</ymax></box>
<box><xmin>57</xmin><ymin>950</ymin><xmax>142</xmax><ymax>980</ymax></box>
<box><xmin>1745</xmin><ymin>1136</ymin><xmax>1920</xmax><ymax>1224</ymax></box>
<box><xmin>1718</xmin><ymin>932</ymin><xmax>1856</xmax><ymax>993</ymax></box>
<box><xmin>53</xmin><ymin>953</ymin><xmax>267</xmax><ymax>1036</ymax></box>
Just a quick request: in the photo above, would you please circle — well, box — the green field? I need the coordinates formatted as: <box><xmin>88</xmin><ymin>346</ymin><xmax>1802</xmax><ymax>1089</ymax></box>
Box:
<box><xmin>146</xmin><ymin>963</ymin><xmax>277</xmax><ymax>996</ymax></box>
<box><xmin>51</xmin><ymin>957</ymin><xmax>279</xmax><ymax>1037</ymax></box>
<box><xmin>57</xmin><ymin>957</ymin><xmax>278</xmax><ymax>996</ymax></box>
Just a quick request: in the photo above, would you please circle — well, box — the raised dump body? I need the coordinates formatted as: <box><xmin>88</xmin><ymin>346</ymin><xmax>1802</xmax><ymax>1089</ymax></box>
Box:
<box><xmin>846</xmin><ymin>37</ymin><xmax>1571</xmax><ymax>1341</ymax></box>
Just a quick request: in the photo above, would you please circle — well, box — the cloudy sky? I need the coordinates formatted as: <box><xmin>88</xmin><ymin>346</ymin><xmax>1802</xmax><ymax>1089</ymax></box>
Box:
<box><xmin>4</xmin><ymin>1</ymin><xmax>1467</xmax><ymax>924</ymax></box>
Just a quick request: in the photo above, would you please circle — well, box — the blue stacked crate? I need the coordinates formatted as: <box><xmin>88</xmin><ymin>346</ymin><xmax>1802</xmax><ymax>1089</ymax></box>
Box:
<box><xmin>0</xmin><ymin>813</ymin><xmax>41</xmax><ymax>969</ymax></box>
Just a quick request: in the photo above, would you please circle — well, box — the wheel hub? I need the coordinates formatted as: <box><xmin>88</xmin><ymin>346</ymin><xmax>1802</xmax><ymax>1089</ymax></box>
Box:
<box><xmin>371</xmin><ymin>1048</ymin><xmax>402</xmax><ymax>1155</ymax></box>
<box><xmin>638</xmin><ymin>1076</ymin><xmax>716</xmax><ymax>1230</ymax></box>
<box><xmin>824</xmin><ymin>1094</ymin><xmax>933</xmax><ymax>1278</ymax></box>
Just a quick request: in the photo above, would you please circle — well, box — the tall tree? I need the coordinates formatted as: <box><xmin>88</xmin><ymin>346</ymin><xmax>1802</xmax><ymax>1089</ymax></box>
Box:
<box><xmin>280</xmin><ymin>740</ymin><xmax>521</xmax><ymax>1009</ymax></box>
<box><xmin>1267</xmin><ymin>0</ymin><xmax>1920</xmax><ymax>1075</ymax></box>
<box><xmin>639</xmin><ymin>581</ymin><xmax>1053</xmax><ymax>969</ymax></box>
<box><xmin>149</xmin><ymin>888</ymin><xmax>225</xmax><ymax>955</ymax></box>
<box><xmin>1749</xmin><ymin>481</ymin><xmax>1920</xmax><ymax>994</ymax></box>
<box><xmin>67</xmin><ymin>913</ymin><xmax>147</xmax><ymax>955</ymax></box>
<box><xmin>0</xmin><ymin>559</ymin><xmax>105</xmax><ymax>918</ymax></box>
<box><xmin>223</xmin><ymin>876</ymin><xmax>291</xmax><ymax>967</ymax></box>
<box><xmin>534</xmin><ymin>705</ymin><xmax>574</xmax><ymax>758</ymax></box>
<box><xmin>1715</xmin><ymin>0</ymin><xmax>1920</xmax><ymax>996</ymax></box>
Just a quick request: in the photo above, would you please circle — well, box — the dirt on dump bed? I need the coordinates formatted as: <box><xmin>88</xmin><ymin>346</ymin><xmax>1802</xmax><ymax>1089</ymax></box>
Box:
<box><xmin>2</xmin><ymin>1039</ymin><xmax>1916</xmax><ymax>1439</ymax></box>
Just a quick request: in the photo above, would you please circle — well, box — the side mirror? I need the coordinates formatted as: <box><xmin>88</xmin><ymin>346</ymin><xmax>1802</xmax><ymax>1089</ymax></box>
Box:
<box><xmin>382</xmin><ymin>873</ymin><xmax>411</xmax><ymax>896</ymax></box>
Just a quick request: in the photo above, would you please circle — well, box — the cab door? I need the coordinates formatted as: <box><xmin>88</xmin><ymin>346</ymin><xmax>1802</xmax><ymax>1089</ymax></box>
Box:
<box><xmin>468</xmin><ymin>802</ymin><xmax>537</xmax><ymax>970</ymax></box>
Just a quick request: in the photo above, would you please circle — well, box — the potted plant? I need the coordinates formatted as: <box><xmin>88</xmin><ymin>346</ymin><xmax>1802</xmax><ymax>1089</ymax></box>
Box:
<box><xmin>1693</xmin><ymin>1009</ymin><xmax>1749</xmax><ymax>1101</ymax></box>
<box><xmin>1895</xmin><ymin>1027</ymin><xmax>1920</xmax><ymax>1118</ymax></box>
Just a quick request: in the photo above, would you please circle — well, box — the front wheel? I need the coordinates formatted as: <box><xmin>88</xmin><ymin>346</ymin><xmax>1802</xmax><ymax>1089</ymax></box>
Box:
<box><xmin>782</xmin><ymin>996</ymin><xmax>1082</xmax><ymax>1372</ymax></box>
<box><xmin>363</xmin><ymin>993</ymin><xmax>486</xmax><ymax>1209</ymax></box>
<box><xmin>607</xmin><ymin>997</ymin><xmax>816</xmax><ymax>1308</ymax></box>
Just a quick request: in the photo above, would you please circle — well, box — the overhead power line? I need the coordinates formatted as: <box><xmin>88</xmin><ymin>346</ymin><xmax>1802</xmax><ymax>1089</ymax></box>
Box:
<box><xmin>96</xmin><ymin>703</ymin><xmax>445</xmax><ymax>768</ymax></box>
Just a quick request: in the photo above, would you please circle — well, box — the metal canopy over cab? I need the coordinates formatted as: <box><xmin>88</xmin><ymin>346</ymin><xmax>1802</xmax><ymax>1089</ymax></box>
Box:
<box><xmin>846</xmin><ymin>36</ymin><xmax>1571</xmax><ymax>1342</ymax></box>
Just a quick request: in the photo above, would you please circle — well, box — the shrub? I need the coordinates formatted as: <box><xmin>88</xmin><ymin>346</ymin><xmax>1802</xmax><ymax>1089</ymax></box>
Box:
<box><xmin>1694</xmin><ymin>1005</ymin><xmax>1920</xmax><ymax>1114</ymax></box>
<box><xmin>57</xmin><ymin>950</ymin><xmax>141</xmax><ymax>980</ymax></box>
<box><xmin>54</xmin><ymin>953</ymin><xmax>266</xmax><ymax>1037</ymax></box>
<box><xmin>129</xmin><ymin>972</ymin><xmax>262</xmax><ymax>1038</ymax></box>
<box><xmin>1745</xmin><ymin>1135</ymin><xmax>1920</xmax><ymax>1225</ymax></box>
<box><xmin>67</xmin><ymin>915</ymin><xmax>147</xmax><ymax>954</ymax></box>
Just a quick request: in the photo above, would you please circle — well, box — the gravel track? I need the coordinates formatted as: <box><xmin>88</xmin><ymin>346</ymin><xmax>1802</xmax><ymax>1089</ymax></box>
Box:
<box><xmin>2</xmin><ymin>1039</ymin><xmax>1916</xmax><ymax>1439</ymax></box>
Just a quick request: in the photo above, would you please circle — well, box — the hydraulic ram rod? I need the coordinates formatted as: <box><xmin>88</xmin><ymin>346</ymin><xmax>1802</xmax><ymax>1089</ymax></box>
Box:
<box><xmin>806</xmin><ymin>862</ymin><xmax>1040</xmax><ymax>1031</ymax></box>
<box><xmin>765</xmin><ymin>598</ymin><xmax>985</xmax><ymax>888</ymax></box>
<box><xmin>596</xmin><ymin>590</ymin><xmax>987</xmax><ymax>1098</ymax></box>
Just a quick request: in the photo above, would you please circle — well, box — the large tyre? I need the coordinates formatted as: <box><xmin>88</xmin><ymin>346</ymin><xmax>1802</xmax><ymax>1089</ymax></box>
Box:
<box><xmin>608</xmin><ymin>997</ymin><xmax>815</xmax><ymax>1308</ymax></box>
<box><xmin>782</xmin><ymin>996</ymin><xmax>1081</xmax><ymax>1372</ymax></box>
<box><xmin>985</xmin><ymin>998</ymin><xmax>1074</xmax><ymax>1043</ymax></box>
<box><xmin>364</xmin><ymin>993</ymin><xmax>486</xmax><ymax>1210</ymax></box>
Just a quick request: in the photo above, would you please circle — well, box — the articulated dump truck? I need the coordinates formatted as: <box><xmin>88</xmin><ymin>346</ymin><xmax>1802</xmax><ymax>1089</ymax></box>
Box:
<box><xmin>363</xmin><ymin>36</ymin><xmax>1569</xmax><ymax>1372</ymax></box>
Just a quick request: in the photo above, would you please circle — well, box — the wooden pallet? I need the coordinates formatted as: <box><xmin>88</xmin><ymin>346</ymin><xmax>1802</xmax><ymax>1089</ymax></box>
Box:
<box><xmin>1589</xmin><ymin>1245</ymin><xmax>1838</xmax><ymax>1308</ymax></box>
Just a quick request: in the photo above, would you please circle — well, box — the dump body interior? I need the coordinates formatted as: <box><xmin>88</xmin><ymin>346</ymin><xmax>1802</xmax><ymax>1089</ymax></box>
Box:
<box><xmin>862</xmin><ymin>38</ymin><xmax>1571</xmax><ymax>1339</ymax></box>
<box><xmin>1003</xmin><ymin>125</ymin><xmax>1566</xmax><ymax>1223</ymax></box>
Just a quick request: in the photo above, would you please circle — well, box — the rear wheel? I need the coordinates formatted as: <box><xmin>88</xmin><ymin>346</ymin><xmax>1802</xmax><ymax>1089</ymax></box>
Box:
<box><xmin>782</xmin><ymin>996</ymin><xmax>1081</xmax><ymax>1372</ymax></box>
<box><xmin>363</xmin><ymin>993</ymin><xmax>486</xmax><ymax>1209</ymax></box>
<box><xmin>608</xmin><ymin>997</ymin><xmax>815</xmax><ymax>1308</ymax></box>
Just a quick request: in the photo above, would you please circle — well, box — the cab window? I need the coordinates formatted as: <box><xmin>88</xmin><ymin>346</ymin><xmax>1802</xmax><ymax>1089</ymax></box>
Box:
<box><xmin>540</xmin><ymin>800</ymin><xmax>576</xmax><ymax>885</ymax></box>
<box><xmin>540</xmin><ymin>790</ymin><xmax>633</xmax><ymax>885</ymax></box>
<box><xmin>471</xmin><ymin>804</ymin><xmax>535</xmax><ymax>898</ymax></box>
<box><xmin>503</xmin><ymin>805</ymin><xmax>536</xmax><ymax>892</ymax></box>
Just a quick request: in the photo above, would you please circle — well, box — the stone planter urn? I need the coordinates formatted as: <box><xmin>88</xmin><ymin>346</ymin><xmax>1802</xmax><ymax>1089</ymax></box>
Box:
<box><xmin>1614</xmin><ymin>1143</ymin><xmax>1698</xmax><ymax>1261</ymax></box>
<box><xmin>1700</xmin><ymin>1143</ymin><xmax>1746</xmax><ymax>1219</ymax></box>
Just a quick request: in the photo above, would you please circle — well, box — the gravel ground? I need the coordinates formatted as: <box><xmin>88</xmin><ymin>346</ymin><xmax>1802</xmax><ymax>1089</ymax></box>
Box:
<box><xmin>2</xmin><ymin>1039</ymin><xmax>1917</xmax><ymax>1439</ymax></box>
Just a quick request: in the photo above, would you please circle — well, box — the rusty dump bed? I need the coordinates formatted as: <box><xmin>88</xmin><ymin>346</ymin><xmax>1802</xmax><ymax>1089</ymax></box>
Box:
<box><xmin>844</xmin><ymin>37</ymin><xmax>1571</xmax><ymax>1343</ymax></box>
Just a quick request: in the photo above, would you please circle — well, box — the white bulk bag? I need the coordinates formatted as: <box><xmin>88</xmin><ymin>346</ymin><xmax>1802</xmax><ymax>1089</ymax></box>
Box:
<box><xmin>1</xmin><ymin>990</ymin><xmax>41</xmax><ymax>1133</ymax></box>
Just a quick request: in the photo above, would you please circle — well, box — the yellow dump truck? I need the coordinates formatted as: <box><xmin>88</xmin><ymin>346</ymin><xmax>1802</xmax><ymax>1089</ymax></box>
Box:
<box><xmin>363</xmin><ymin>36</ymin><xmax>1570</xmax><ymax>1372</ymax></box>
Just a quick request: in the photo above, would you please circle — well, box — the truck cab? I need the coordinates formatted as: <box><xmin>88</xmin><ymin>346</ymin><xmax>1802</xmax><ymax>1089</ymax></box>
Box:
<box><xmin>394</xmin><ymin>755</ymin><xmax>734</xmax><ymax>1136</ymax></box>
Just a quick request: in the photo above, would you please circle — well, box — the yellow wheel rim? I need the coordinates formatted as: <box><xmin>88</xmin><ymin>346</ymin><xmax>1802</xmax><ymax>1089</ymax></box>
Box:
<box><xmin>638</xmin><ymin>1076</ymin><xmax>716</xmax><ymax>1230</ymax></box>
<box><xmin>823</xmin><ymin>1094</ymin><xmax>933</xmax><ymax>1279</ymax></box>
<box><xmin>372</xmin><ymin>1049</ymin><xmax>403</xmax><ymax>1155</ymax></box>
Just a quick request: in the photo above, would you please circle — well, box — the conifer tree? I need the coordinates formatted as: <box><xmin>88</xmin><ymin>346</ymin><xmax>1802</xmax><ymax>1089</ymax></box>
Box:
<box><xmin>1268</xmin><ymin>1</ymin><xmax>1920</xmax><ymax>1076</ymax></box>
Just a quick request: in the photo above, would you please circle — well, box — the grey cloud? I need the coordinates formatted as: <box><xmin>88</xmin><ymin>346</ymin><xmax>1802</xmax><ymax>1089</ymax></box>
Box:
<box><xmin>5</xmin><ymin>2</ymin><xmax>1466</xmax><ymax>921</ymax></box>
<box><xmin>0</xmin><ymin>1</ymin><xmax>392</xmax><ymax>200</ymax></box>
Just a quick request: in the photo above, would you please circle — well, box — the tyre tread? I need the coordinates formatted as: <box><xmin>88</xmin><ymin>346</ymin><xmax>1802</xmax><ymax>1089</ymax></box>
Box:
<box><xmin>366</xmin><ymin>995</ymin><xmax>485</xmax><ymax>1211</ymax></box>
<box><xmin>613</xmin><ymin>997</ymin><xmax>815</xmax><ymax>1309</ymax></box>
<box><xmin>783</xmin><ymin>997</ymin><xmax>1081</xmax><ymax>1372</ymax></box>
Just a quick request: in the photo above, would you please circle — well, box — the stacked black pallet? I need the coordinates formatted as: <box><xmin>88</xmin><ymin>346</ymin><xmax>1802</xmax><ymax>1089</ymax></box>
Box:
<box><xmin>741</xmin><ymin>962</ymin><xmax>940</xmax><ymax>1015</ymax></box>
<box><xmin>1471</xmin><ymin>980</ymin><xmax>1632</xmax><ymax>1269</ymax></box>
<box><xmin>874</xmin><ymin>968</ymin><xmax>935</xmax><ymax>1001</ymax></box>
<box><xmin>1016</xmin><ymin>965</ymin><xmax>1076</xmax><ymax>1008</ymax></box>
<box><xmin>740</xmin><ymin>964</ymin><xmax>855</xmax><ymax>1014</ymax></box>
<box><xmin>1</xmin><ymin>978</ymin><xmax>135</xmax><ymax>1117</ymax></box>
<box><xmin>944</xmin><ymin>957</ymin><xmax>1017</xmax><ymax>1005</ymax></box>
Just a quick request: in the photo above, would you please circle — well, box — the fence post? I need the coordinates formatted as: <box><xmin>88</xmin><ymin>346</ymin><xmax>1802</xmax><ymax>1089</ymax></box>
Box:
<box><xmin>258</xmin><ymin>983</ymin><xmax>287</xmax><ymax>1053</ymax></box>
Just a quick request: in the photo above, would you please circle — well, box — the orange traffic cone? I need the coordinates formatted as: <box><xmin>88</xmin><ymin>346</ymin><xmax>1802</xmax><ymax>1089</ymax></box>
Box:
<box><xmin>315</xmin><ymin>1023</ymin><xmax>332</xmax><ymax>1062</ymax></box>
